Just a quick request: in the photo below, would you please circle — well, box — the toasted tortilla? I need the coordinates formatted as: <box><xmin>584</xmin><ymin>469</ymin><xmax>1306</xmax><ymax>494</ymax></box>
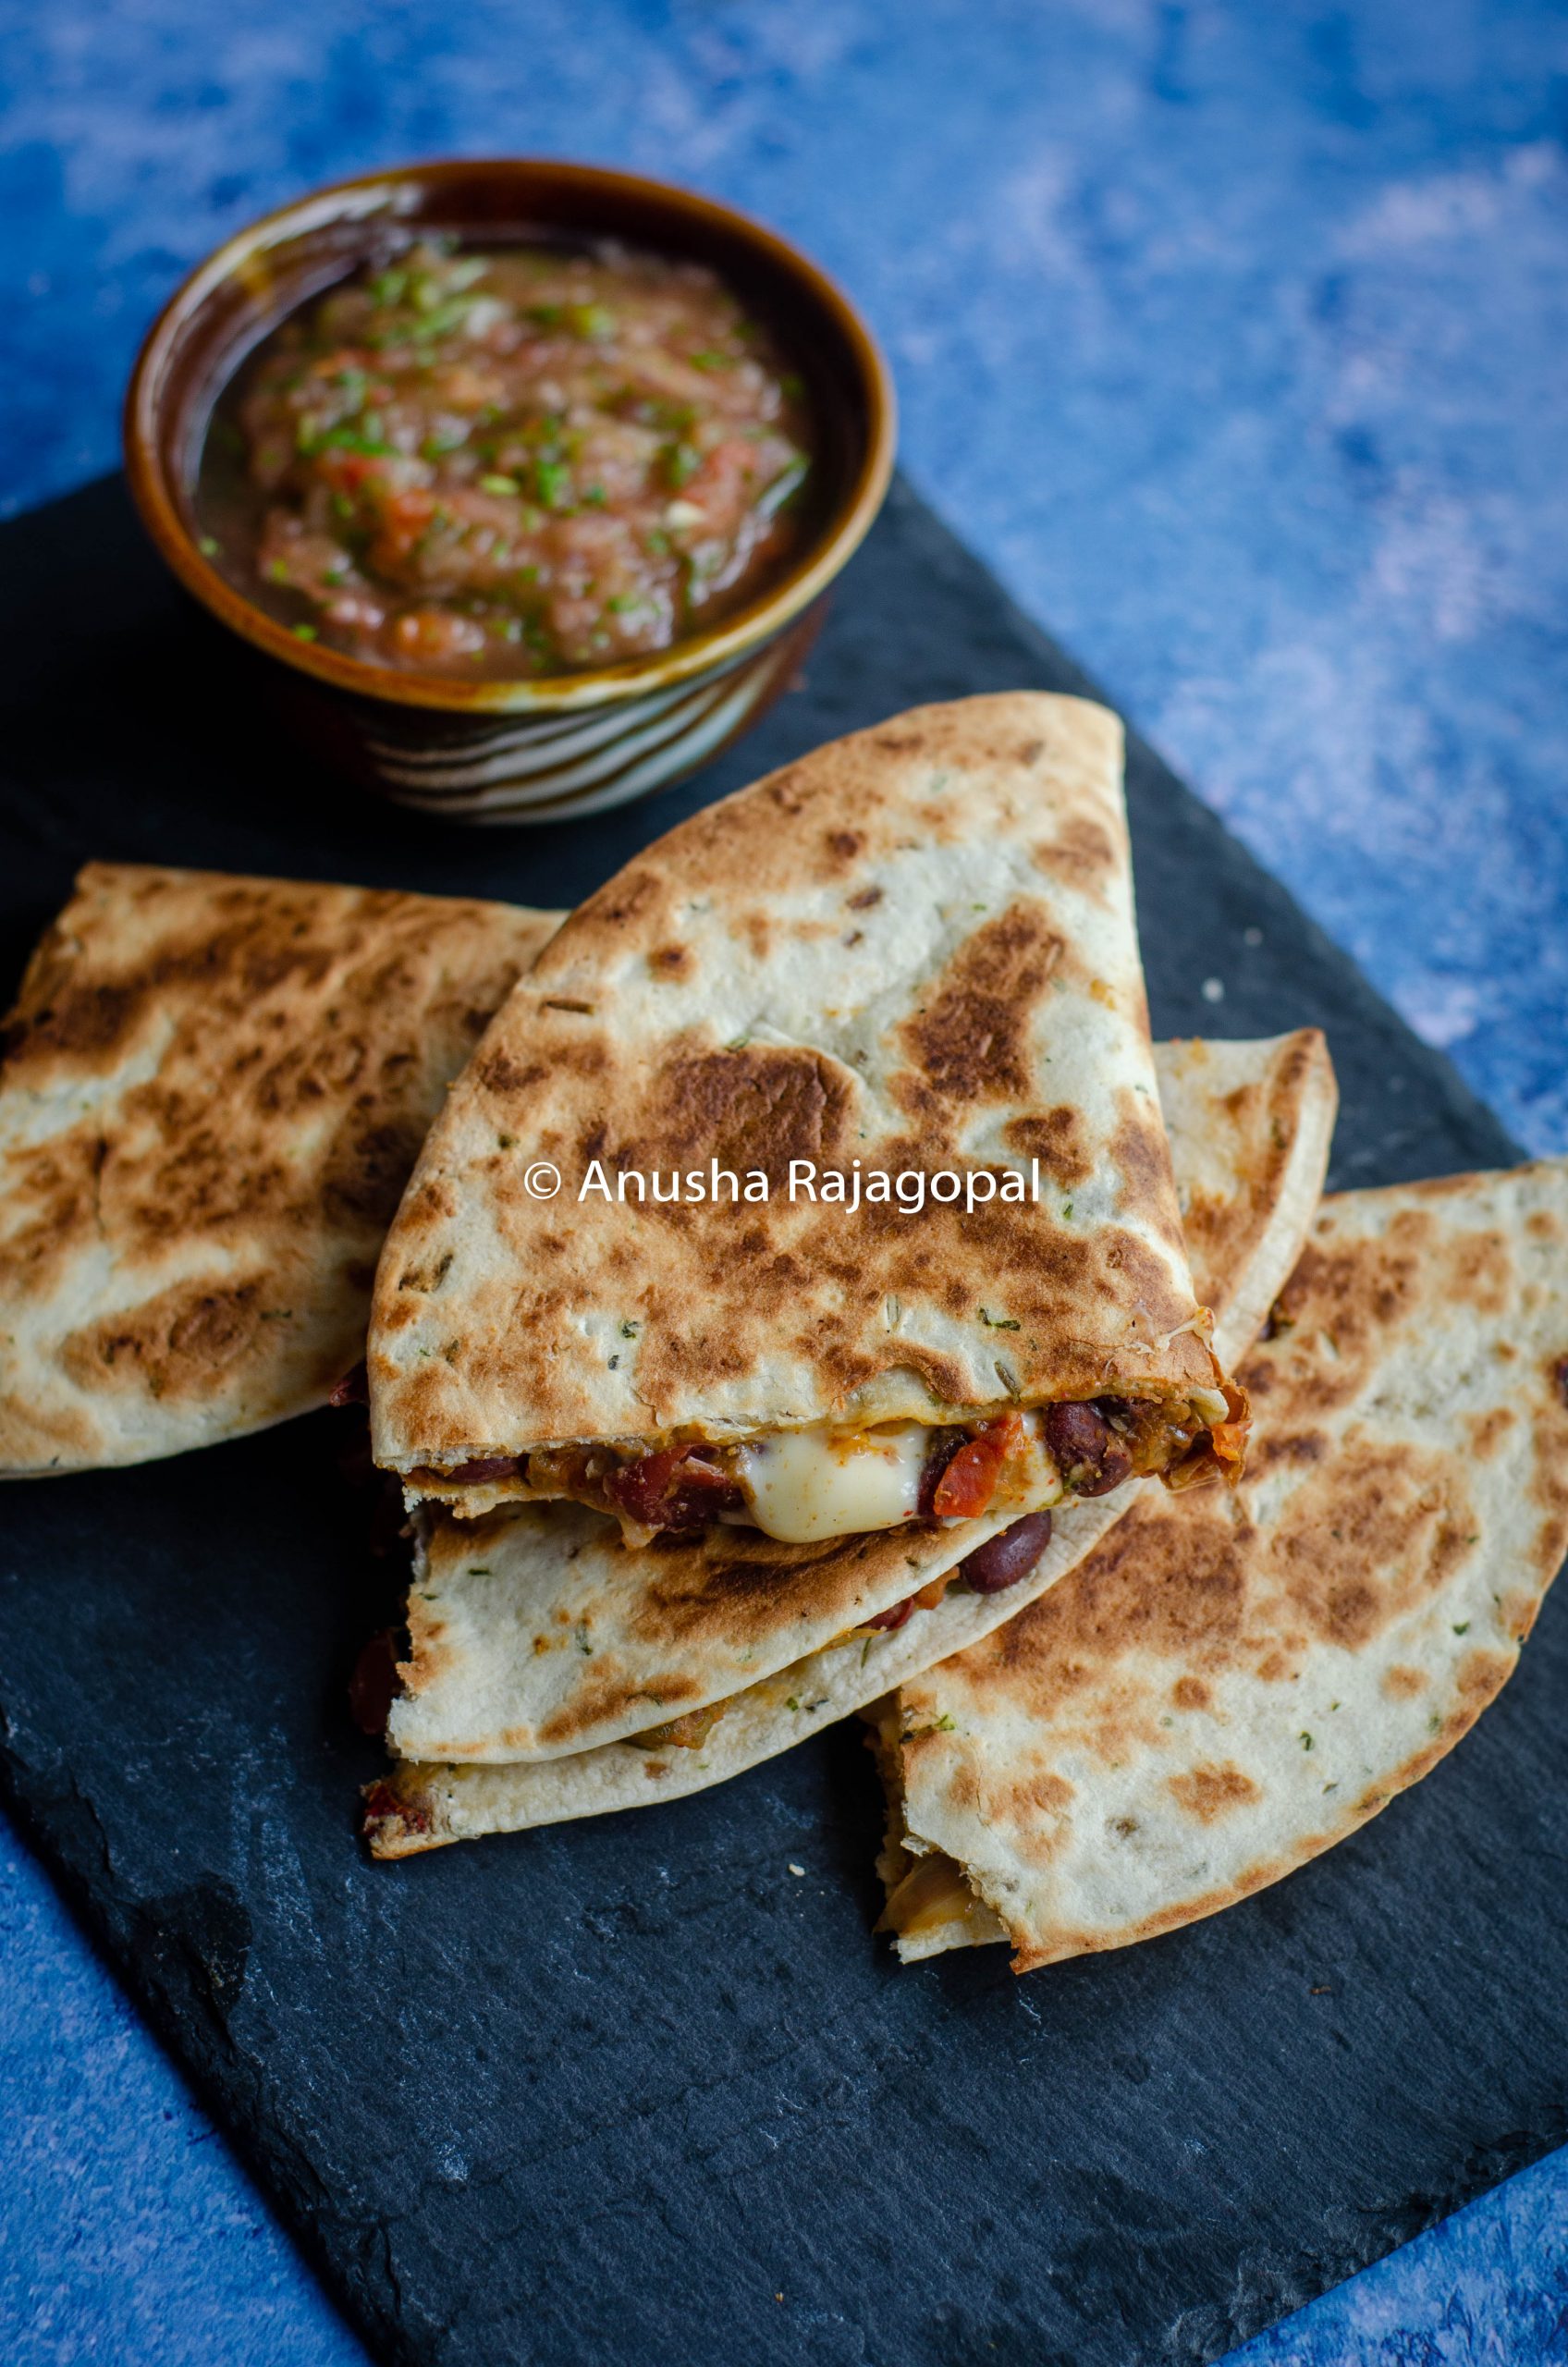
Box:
<box><xmin>369</xmin><ymin>695</ymin><xmax>1233</xmax><ymax>1516</ymax></box>
<box><xmin>0</xmin><ymin>865</ymin><xmax>558</xmax><ymax>1474</ymax></box>
<box><xmin>363</xmin><ymin>1028</ymin><xmax>1336</xmax><ymax>1854</ymax></box>
<box><xmin>872</xmin><ymin>1160</ymin><xmax>1568</xmax><ymax>1973</ymax></box>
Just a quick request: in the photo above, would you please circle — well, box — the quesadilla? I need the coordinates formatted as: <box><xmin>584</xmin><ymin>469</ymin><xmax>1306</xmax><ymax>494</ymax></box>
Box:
<box><xmin>369</xmin><ymin>693</ymin><xmax>1247</xmax><ymax>1556</ymax></box>
<box><xmin>363</xmin><ymin>1027</ymin><xmax>1336</xmax><ymax>1855</ymax></box>
<box><xmin>0</xmin><ymin>865</ymin><xmax>557</xmax><ymax>1474</ymax></box>
<box><xmin>871</xmin><ymin>1159</ymin><xmax>1568</xmax><ymax>1972</ymax></box>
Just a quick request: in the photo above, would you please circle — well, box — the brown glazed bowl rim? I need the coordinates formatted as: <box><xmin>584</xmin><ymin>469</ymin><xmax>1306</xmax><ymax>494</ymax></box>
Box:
<box><xmin>124</xmin><ymin>157</ymin><xmax>897</xmax><ymax>716</ymax></box>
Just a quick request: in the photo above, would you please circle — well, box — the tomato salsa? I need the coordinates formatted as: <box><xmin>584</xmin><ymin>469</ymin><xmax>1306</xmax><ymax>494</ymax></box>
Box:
<box><xmin>195</xmin><ymin>237</ymin><xmax>814</xmax><ymax>680</ymax></box>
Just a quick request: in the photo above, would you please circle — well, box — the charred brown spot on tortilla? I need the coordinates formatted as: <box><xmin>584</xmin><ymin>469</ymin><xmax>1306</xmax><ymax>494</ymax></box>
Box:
<box><xmin>896</xmin><ymin>902</ymin><xmax>1065</xmax><ymax>1110</ymax></box>
<box><xmin>251</xmin><ymin>1025</ymin><xmax>368</xmax><ymax>1108</ymax></box>
<box><xmin>1264</xmin><ymin>1441</ymin><xmax>1475</xmax><ymax>1650</ymax></box>
<box><xmin>1247</xmin><ymin>1429</ymin><xmax>1328</xmax><ymax>1475</ymax></box>
<box><xmin>1002</xmin><ymin>1103</ymin><xmax>1094</xmax><ymax>1188</ymax></box>
<box><xmin>115</xmin><ymin>1120</ymin><xmax>290</xmax><ymax>1240</ymax></box>
<box><xmin>648</xmin><ymin>944</ymin><xmax>694</xmax><ymax>981</ymax></box>
<box><xmin>1032</xmin><ymin>812</ymin><xmax>1118</xmax><ymax>896</ymax></box>
<box><xmin>534</xmin><ymin>1662</ymin><xmax>710</xmax><ymax>1750</ymax></box>
<box><xmin>1099</xmin><ymin>1228</ymin><xmax>1210</xmax><ymax>1351</ymax></box>
<box><xmin>988</xmin><ymin>1768</ymin><xmax>1074</xmax><ymax>1847</ymax></box>
<box><xmin>1499</xmin><ymin>1585</ymin><xmax>1544</xmax><ymax>1641</ymax></box>
<box><xmin>0</xmin><ymin>1123</ymin><xmax>110</xmax><ymax>1301</ymax></box>
<box><xmin>1381</xmin><ymin>1663</ymin><xmax>1427</xmax><ymax>1701</ymax></box>
<box><xmin>1440</xmin><ymin>1227</ymin><xmax>1513</xmax><ymax>1316</ymax></box>
<box><xmin>60</xmin><ymin>1277</ymin><xmax>271</xmax><ymax>1401</ymax></box>
<box><xmin>1167</xmin><ymin>1762</ymin><xmax>1261</xmax><ymax>1824</ymax></box>
<box><xmin>1259</xmin><ymin>1233</ymin><xmax>1427</xmax><ymax>1413</ymax></box>
<box><xmin>848</xmin><ymin>885</ymin><xmax>883</xmax><ymax>911</ymax></box>
<box><xmin>5</xmin><ymin>922</ymin><xmax>326</xmax><ymax>1078</ymax></box>
<box><xmin>634</xmin><ymin>1044</ymin><xmax>853</xmax><ymax>1191</ymax></box>
<box><xmin>822</xmin><ymin>828</ymin><xmax>865</xmax><ymax>869</ymax></box>
<box><xmin>0</xmin><ymin>1385</ymin><xmax>100</xmax><ymax>1463</ymax></box>
<box><xmin>1371</xmin><ymin>1650</ymin><xmax>1513</xmax><ymax>1800</ymax></box>
<box><xmin>1171</xmin><ymin>1675</ymin><xmax>1210</xmax><ymax>1711</ymax></box>
<box><xmin>384</xmin><ymin>1356</ymin><xmax>473</xmax><ymax>1442</ymax></box>
<box><xmin>1527</xmin><ymin>1370</ymin><xmax>1568</xmax><ymax>1533</ymax></box>
<box><xmin>1108</xmin><ymin>1090</ymin><xmax>1186</xmax><ymax>1254</ymax></box>
<box><xmin>321</xmin><ymin>1118</ymin><xmax>431</xmax><ymax>1227</ymax></box>
<box><xmin>473</xmin><ymin>1046</ymin><xmax>545</xmax><ymax>1098</ymax></box>
<box><xmin>762</xmin><ymin>764</ymin><xmax>809</xmax><ymax>816</ymax></box>
<box><xmin>625</xmin><ymin>1532</ymin><xmax>876</xmax><ymax>1647</ymax></box>
<box><xmin>575</xmin><ymin>866</ymin><xmax>672</xmax><ymax>939</ymax></box>
<box><xmin>981</xmin><ymin>1497</ymin><xmax>1251</xmax><ymax>1721</ymax></box>
<box><xmin>1465</xmin><ymin>1406</ymin><xmax>1516</xmax><ymax>1460</ymax></box>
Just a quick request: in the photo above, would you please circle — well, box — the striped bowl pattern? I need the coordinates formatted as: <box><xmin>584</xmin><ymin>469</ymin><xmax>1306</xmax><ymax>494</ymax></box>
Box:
<box><xmin>342</xmin><ymin>602</ymin><xmax>822</xmax><ymax>822</ymax></box>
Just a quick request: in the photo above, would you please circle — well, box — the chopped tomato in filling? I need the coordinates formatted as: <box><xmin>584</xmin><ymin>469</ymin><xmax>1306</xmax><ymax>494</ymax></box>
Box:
<box><xmin>930</xmin><ymin>1415</ymin><xmax>1023</xmax><ymax>1517</ymax></box>
<box><xmin>603</xmin><ymin>1443</ymin><xmax>745</xmax><ymax>1534</ymax></box>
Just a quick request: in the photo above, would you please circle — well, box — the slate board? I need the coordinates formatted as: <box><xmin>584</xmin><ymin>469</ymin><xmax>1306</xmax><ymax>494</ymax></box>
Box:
<box><xmin>1</xmin><ymin>472</ymin><xmax>1560</xmax><ymax>2367</ymax></box>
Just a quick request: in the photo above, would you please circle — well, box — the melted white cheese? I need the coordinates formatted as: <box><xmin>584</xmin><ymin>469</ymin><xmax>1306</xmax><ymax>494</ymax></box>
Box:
<box><xmin>734</xmin><ymin>1414</ymin><xmax>1064</xmax><ymax>1543</ymax></box>
<box><xmin>735</xmin><ymin>1421</ymin><xmax>932</xmax><ymax>1543</ymax></box>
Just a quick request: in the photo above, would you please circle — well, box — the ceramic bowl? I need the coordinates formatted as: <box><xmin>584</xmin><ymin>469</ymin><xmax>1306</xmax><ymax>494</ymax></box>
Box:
<box><xmin>125</xmin><ymin>159</ymin><xmax>895</xmax><ymax>824</ymax></box>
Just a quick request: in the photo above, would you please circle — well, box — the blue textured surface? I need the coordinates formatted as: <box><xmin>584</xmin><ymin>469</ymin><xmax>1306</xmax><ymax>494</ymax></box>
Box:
<box><xmin>1</xmin><ymin>5</ymin><xmax>1565</xmax><ymax>2361</ymax></box>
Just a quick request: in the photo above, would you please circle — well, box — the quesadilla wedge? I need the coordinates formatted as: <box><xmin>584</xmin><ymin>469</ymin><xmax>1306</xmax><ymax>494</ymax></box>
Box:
<box><xmin>0</xmin><ymin>865</ymin><xmax>557</xmax><ymax>1474</ymax></box>
<box><xmin>370</xmin><ymin>693</ymin><xmax>1247</xmax><ymax>1551</ymax></box>
<box><xmin>871</xmin><ymin>1159</ymin><xmax>1568</xmax><ymax>1972</ymax></box>
<box><xmin>363</xmin><ymin>1027</ymin><xmax>1336</xmax><ymax>1855</ymax></box>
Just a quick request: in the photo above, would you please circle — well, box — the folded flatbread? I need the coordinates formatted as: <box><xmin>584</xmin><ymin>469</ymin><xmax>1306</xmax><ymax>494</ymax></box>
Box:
<box><xmin>363</xmin><ymin>1028</ymin><xmax>1336</xmax><ymax>1856</ymax></box>
<box><xmin>370</xmin><ymin>694</ymin><xmax>1247</xmax><ymax>1557</ymax></box>
<box><xmin>871</xmin><ymin>1159</ymin><xmax>1568</xmax><ymax>1972</ymax></box>
<box><xmin>0</xmin><ymin>865</ymin><xmax>557</xmax><ymax>1473</ymax></box>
